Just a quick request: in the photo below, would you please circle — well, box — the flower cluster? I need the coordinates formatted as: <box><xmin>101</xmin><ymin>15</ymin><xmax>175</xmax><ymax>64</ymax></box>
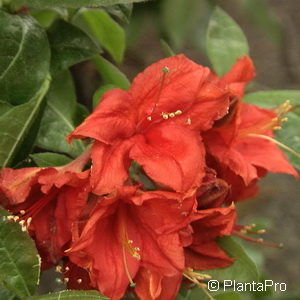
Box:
<box><xmin>0</xmin><ymin>55</ymin><xmax>297</xmax><ymax>300</ymax></box>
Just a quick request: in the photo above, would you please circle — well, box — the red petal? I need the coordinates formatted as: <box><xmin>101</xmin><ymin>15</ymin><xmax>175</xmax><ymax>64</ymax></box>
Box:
<box><xmin>131</xmin><ymin>54</ymin><xmax>229</xmax><ymax>131</ymax></box>
<box><xmin>0</xmin><ymin>168</ymin><xmax>41</xmax><ymax>204</ymax></box>
<box><xmin>185</xmin><ymin>241</ymin><xmax>234</xmax><ymax>270</ymax></box>
<box><xmin>68</xmin><ymin>89</ymin><xmax>136</xmax><ymax>144</ymax></box>
<box><xmin>220</xmin><ymin>56</ymin><xmax>256</xmax><ymax>97</ymax></box>
<box><xmin>90</xmin><ymin>138</ymin><xmax>137</xmax><ymax>195</ymax></box>
<box><xmin>135</xmin><ymin>268</ymin><xmax>181</xmax><ymax>300</ymax></box>
<box><xmin>130</xmin><ymin>123</ymin><xmax>205</xmax><ymax>192</ymax></box>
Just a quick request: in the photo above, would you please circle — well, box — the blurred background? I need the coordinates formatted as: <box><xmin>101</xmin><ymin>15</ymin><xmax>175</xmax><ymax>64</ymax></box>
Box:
<box><xmin>71</xmin><ymin>0</ymin><xmax>300</xmax><ymax>298</ymax></box>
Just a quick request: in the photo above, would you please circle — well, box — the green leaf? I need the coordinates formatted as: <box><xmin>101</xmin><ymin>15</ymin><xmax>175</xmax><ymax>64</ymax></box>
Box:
<box><xmin>0</xmin><ymin>77</ymin><xmax>50</xmax><ymax>168</ymax></box>
<box><xmin>244</xmin><ymin>91</ymin><xmax>300</xmax><ymax>169</ymax></box>
<box><xmin>73</xmin><ymin>9</ymin><xmax>125</xmax><ymax>64</ymax></box>
<box><xmin>160</xmin><ymin>39</ymin><xmax>175</xmax><ymax>57</ymax></box>
<box><xmin>30</xmin><ymin>152</ymin><xmax>72</xmax><ymax>167</ymax></box>
<box><xmin>104</xmin><ymin>3</ymin><xmax>133</xmax><ymax>23</ymax></box>
<box><xmin>244</xmin><ymin>90</ymin><xmax>300</xmax><ymax>111</ymax></box>
<box><xmin>93</xmin><ymin>56</ymin><xmax>130</xmax><ymax>89</ymax></box>
<box><xmin>161</xmin><ymin>0</ymin><xmax>204</xmax><ymax>50</ymax></box>
<box><xmin>0</xmin><ymin>208</ymin><xmax>40</xmax><ymax>298</ymax></box>
<box><xmin>0</xmin><ymin>11</ymin><xmax>50</xmax><ymax>105</ymax></box>
<box><xmin>0</xmin><ymin>101</ymin><xmax>13</xmax><ymax>115</ymax></box>
<box><xmin>15</xmin><ymin>0</ymin><xmax>149</xmax><ymax>9</ymax></box>
<box><xmin>204</xmin><ymin>236</ymin><xmax>259</xmax><ymax>282</ymax></box>
<box><xmin>0</xmin><ymin>287</ymin><xmax>19</xmax><ymax>300</ymax></box>
<box><xmin>48</xmin><ymin>19</ymin><xmax>100</xmax><ymax>75</ymax></box>
<box><xmin>36</xmin><ymin>71</ymin><xmax>86</xmax><ymax>158</ymax></box>
<box><xmin>26</xmin><ymin>290</ymin><xmax>108</xmax><ymax>300</ymax></box>
<box><xmin>206</xmin><ymin>7</ymin><xmax>249</xmax><ymax>76</ymax></box>
<box><xmin>93</xmin><ymin>84</ymin><xmax>117</xmax><ymax>108</ymax></box>
<box><xmin>215</xmin><ymin>292</ymin><xmax>243</xmax><ymax>300</ymax></box>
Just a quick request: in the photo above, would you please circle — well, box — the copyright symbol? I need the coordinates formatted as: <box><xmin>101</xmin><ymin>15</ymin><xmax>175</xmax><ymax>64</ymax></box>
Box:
<box><xmin>208</xmin><ymin>280</ymin><xmax>219</xmax><ymax>292</ymax></box>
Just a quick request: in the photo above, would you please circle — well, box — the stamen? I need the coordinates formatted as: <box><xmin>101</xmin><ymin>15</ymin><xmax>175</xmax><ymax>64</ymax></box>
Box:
<box><xmin>183</xmin><ymin>268</ymin><xmax>214</xmax><ymax>300</ymax></box>
<box><xmin>146</xmin><ymin>116</ymin><xmax>152</xmax><ymax>121</ymax></box>
<box><xmin>186</xmin><ymin>118</ymin><xmax>192</xmax><ymax>125</ymax></box>
<box><xmin>234</xmin><ymin>231</ymin><xmax>283</xmax><ymax>248</ymax></box>
<box><xmin>77</xmin><ymin>279</ymin><xmax>82</xmax><ymax>284</ymax></box>
<box><xmin>122</xmin><ymin>244</ymin><xmax>136</xmax><ymax>288</ymax></box>
<box><xmin>247</xmin><ymin>134</ymin><xmax>300</xmax><ymax>159</ymax></box>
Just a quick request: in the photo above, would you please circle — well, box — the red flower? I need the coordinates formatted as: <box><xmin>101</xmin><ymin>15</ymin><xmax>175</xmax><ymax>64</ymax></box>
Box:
<box><xmin>68</xmin><ymin>55</ymin><xmax>229</xmax><ymax>194</ymax></box>
<box><xmin>204</xmin><ymin>57</ymin><xmax>298</xmax><ymax>200</ymax></box>
<box><xmin>0</xmin><ymin>151</ymin><xmax>90</xmax><ymax>266</ymax></box>
<box><xmin>67</xmin><ymin>187</ymin><xmax>197</xmax><ymax>300</ymax></box>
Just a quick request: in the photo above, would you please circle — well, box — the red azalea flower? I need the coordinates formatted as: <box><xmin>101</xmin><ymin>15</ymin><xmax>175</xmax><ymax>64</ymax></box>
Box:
<box><xmin>0</xmin><ymin>151</ymin><xmax>90</xmax><ymax>266</ymax></box>
<box><xmin>67</xmin><ymin>186</ymin><xmax>197</xmax><ymax>300</ymax></box>
<box><xmin>205</xmin><ymin>103</ymin><xmax>298</xmax><ymax>192</ymax></box>
<box><xmin>68</xmin><ymin>54</ymin><xmax>229</xmax><ymax>194</ymax></box>
<box><xmin>204</xmin><ymin>57</ymin><xmax>298</xmax><ymax>200</ymax></box>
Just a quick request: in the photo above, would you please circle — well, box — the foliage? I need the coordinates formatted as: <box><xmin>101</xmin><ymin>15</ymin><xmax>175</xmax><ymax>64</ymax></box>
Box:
<box><xmin>0</xmin><ymin>0</ymin><xmax>299</xmax><ymax>299</ymax></box>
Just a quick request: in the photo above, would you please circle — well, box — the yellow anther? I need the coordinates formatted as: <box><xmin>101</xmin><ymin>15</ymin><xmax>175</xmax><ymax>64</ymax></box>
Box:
<box><xmin>186</xmin><ymin>118</ymin><xmax>192</xmax><ymax>125</ymax></box>
<box><xmin>64</xmin><ymin>278</ymin><xmax>69</xmax><ymax>283</ymax></box>
<box><xmin>7</xmin><ymin>216</ymin><xmax>15</xmax><ymax>221</ymax></box>
<box><xmin>65</xmin><ymin>266</ymin><xmax>70</xmax><ymax>272</ymax></box>
<box><xmin>162</xmin><ymin>66</ymin><xmax>170</xmax><ymax>73</ymax></box>
<box><xmin>77</xmin><ymin>279</ymin><xmax>82</xmax><ymax>284</ymax></box>
<box><xmin>55</xmin><ymin>266</ymin><xmax>63</xmax><ymax>273</ymax></box>
<box><xmin>19</xmin><ymin>220</ymin><xmax>25</xmax><ymax>226</ymax></box>
<box><xmin>162</xmin><ymin>113</ymin><xmax>169</xmax><ymax>120</ymax></box>
<box><xmin>169</xmin><ymin>112</ymin><xmax>175</xmax><ymax>118</ymax></box>
<box><xmin>27</xmin><ymin>217</ymin><xmax>32</xmax><ymax>225</ymax></box>
<box><xmin>13</xmin><ymin>216</ymin><xmax>19</xmax><ymax>221</ymax></box>
<box><xmin>175</xmin><ymin>110</ymin><xmax>182</xmax><ymax>115</ymax></box>
<box><xmin>147</xmin><ymin>116</ymin><xmax>152</xmax><ymax>121</ymax></box>
<box><xmin>20</xmin><ymin>210</ymin><xmax>26</xmax><ymax>215</ymax></box>
<box><xmin>257</xmin><ymin>229</ymin><xmax>266</xmax><ymax>234</ymax></box>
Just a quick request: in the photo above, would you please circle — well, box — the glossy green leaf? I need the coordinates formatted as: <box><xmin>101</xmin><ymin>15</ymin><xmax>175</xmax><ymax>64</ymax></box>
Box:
<box><xmin>206</xmin><ymin>7</ymin><xmax>249</xmax><ymax>76</ymax></box>
<box><xmin>93</xmin><ymin>84</ymin><xmax>117</xmax><ymax>108</ymax></box>
<box><xmin>31</xmin><ymin>10</ymin><xmax>60</xmax><ymax>28</ymax></box>
<box><xmin>244</xmin><ymin>91</ymin><xmax>300</xmax><ymax>169</ymax></box>
<box><xmin>26</xmin><ymin>290</ymin><xmax>108</xmax><ymax>300</ymax></box>
<box><xmin>48</xmin><ymin>19</ymin><xmax>100</xmax><ymax>74</ymax></box>
<box><xmin>0</xmin><ymin>11</ymin><xmax>50</xmax><ymax>105</ymax></box>
<box><xmin>0</xmin><ymin>208</ymin><xmax>40</xmax><ymax>298</ymax></box>
<box><xmin>0</xmin><ymin>101</ymin><xmax>12</xmax><ymax>115</ymax></box>
<box><xmin>0</xmin><ymin>78</ymin><xmax>50</xmax><ymax>168</ymax></box>
<box><xmin>15</xmin><ymin>0</ymin><xmax>149</xmax><ymax>9</ymax></box>
<box><xmin>105</xmin><ymin>3</ymin><xmax>133</xmax><ymax>23</ymax></box>
<box><xmin>36</xmin><ymin>71</ymin><xmax>85</xmax><ymax>158</ymax></box>
<box><xmin>73</xmin><ymin>9</ymin><xmax>125</xmax><ymax>63</ymax></box>
<box><xmin>203</xmin><ymin>236</ymin><xmax>259</xmax><ymax>282</ymax></box>
<box><xmin>93</xmin><ymin>56</ymin><xmax>130</xmax><ymax>89</ymax></box>
<box><xmin>30</xmin><ymin>152</ymin><xmax>72</xmax><ymax>167</ymax></box>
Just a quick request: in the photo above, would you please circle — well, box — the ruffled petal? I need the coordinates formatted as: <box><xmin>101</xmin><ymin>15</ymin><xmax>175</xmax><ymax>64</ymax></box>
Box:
<box><xmin>130</xmin><ymin>123</ymin><xmax>205</xmax><ymax>192</ymax></box>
